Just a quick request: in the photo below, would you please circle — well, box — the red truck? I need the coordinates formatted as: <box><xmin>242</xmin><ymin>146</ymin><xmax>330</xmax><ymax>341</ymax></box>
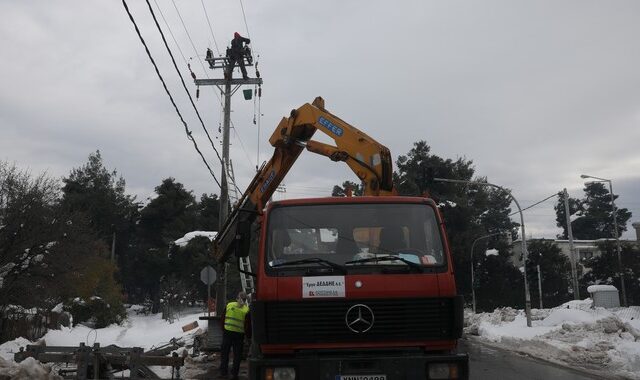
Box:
<box><xmin>214</xmin><ymin>98</ymin><xmax>468</xmax><ymax>380</ymax></box>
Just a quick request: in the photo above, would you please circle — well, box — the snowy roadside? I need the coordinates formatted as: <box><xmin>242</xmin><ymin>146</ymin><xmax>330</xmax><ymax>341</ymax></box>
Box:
<box><xmin>0</xmin><ymin>305</ymin><xmax>210</xmax><ymax>379</ymax></box>
<box><xmin>464</xmin><ymin>299</ymin><xmax>640</xmax><ymax>380</ymax></box>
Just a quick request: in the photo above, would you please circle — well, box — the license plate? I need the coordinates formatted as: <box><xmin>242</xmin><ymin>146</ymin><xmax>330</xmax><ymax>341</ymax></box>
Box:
<box><xmin>336</xmin><ymin>376</ymin><xmax>387</xmax><ymax>380</ymax></box>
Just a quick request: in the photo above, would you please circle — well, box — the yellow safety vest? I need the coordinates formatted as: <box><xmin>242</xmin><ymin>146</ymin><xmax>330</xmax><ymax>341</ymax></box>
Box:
<box><xmin>224</xmin><ymin>301</ymin><xmax>249</xmax><ymax>333</ymax></box>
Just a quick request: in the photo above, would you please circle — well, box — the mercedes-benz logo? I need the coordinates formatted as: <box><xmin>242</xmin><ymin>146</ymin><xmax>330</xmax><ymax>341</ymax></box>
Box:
<box><xmin>345</xmin><ymin>304</ymin><xmax>374</xmax><ymax>333</ymax></box>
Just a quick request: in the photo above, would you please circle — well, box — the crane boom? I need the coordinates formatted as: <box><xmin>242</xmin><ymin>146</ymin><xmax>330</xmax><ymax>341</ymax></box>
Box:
<box><xmin>213</xmin><ymin>96</ymin><xmax>394</xmax><ymax>262</ymax></box>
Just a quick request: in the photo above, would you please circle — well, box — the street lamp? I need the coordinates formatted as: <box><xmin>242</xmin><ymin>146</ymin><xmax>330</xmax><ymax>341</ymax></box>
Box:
<box><xmin>580</xmin><ymin>174</ymin><xmax>627</xmax><ymax>307</ymax></box>
<box><xmin>470</xmin><ymin>231</ymin><xmax>510</xmax><ymax>313</ymax></box>
<box><xmin>434</xmin><ymin>178</ymin><xmax>533</xmax><ymax>327</ymax></box>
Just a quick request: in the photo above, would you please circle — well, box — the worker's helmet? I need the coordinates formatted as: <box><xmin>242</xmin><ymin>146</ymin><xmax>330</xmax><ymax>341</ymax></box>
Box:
<box><xmin>234</xmin><ymin>32</ymin><xmax>240</xmax><ymax>38</ymax></box>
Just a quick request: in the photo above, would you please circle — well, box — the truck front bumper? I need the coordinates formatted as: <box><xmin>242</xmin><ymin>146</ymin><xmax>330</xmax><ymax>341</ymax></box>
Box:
<box><xmin>249</xmin><ymin>351</ymin><xmax>468</xmax><ymax>380</ymax></box>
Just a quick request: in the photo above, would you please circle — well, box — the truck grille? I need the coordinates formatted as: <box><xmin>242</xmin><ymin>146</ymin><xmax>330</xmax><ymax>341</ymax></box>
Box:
<box><xmin>261</xmin><ymin>298</ymin><xmax>458</xmax><ymax>344</ymax></box>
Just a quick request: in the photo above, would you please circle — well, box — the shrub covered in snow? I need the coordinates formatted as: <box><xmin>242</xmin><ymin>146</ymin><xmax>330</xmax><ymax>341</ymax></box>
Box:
<box><xmin>65</xmin><ymin>297</ymin><xmax>124</xmax><ymax>328</ymax></box>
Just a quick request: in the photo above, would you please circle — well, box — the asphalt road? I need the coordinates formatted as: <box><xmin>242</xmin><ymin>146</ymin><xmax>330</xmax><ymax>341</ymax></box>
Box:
<box><xmin>196</xmin><ymin>339</ymin><xmax>611</xmax><ymax>380</ymax></box>
<box><xmin>460</xmin><ymin>338</ymin><xmax>607</xmax><ymax>380</ymax></box>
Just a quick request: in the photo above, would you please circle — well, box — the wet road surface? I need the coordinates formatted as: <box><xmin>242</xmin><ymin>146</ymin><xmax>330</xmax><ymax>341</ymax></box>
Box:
<box><xmin>460</xmin><ymin>338</ymin><xmax>608</xmax><ymax>380</ymax></box>
<box><xmin>193</xmin><ymin>339</ymin><xmax>612</xmax><ymax>379</ymax></box>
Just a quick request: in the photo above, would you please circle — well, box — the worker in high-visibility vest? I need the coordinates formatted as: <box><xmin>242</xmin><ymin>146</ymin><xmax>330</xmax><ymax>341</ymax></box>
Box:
<box><xmin>219</xmin><ymin>291</ymin><xmax>250</xmax><ymax>379</ymax></box>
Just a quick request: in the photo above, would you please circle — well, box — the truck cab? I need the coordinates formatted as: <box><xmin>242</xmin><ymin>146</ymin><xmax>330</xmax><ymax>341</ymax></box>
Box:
<box><xmin>212</xmin><ymin>97</ymin><xmax>469</xmax><ymax>379</ymax></box>
<box><xmin>248</xmin><ymin>196</ymin><xmax>467</xmax><ymax>380</ymax></box>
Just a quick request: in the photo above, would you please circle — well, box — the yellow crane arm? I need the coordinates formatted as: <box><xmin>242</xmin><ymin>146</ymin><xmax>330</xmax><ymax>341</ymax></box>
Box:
<box><xmin>214</xmin><ymin>97</ymin><xmax>394</xmax><ymax>262</ymax></box>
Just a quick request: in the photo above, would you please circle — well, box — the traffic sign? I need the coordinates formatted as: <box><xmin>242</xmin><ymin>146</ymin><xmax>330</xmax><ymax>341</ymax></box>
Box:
<box><xmin>200</xmin><ymin>266</ymin><xmax>217</xmax><ymax>285</ymax></box>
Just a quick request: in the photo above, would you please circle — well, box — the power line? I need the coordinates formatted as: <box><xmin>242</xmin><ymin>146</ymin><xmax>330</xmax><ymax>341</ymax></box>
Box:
<box><xmin>152</xmin><ymin>0</ymin><xmax>188</xmax><ymax>68</ymax></box>
<box><xmin>238</xmin><ymin>0</ymin><xmax>251</xmax><ymax>39</ymax></box>
<box><xmin>200</xmin><ymin>0</ymin><xmax>221</xmax><ymax>56</ymax></box>
<box><xmin>169</xmin><ymin>0</ymin><xmax>226</xmax><ymax>128</ymax></box>
<box><xmin>231</xmin><ymin>124</ymin><xmax>255</xmax><ymax>172</ymax></box>
<box><xmin>121</xmin><ymin>0</ymin><xmax>221</xmax><ymax>189</ymax></box>
<box><xmin>509</xmin><ymin>192</ymin><xmax>559</xmax><ymax>217</ymax></box>
<box><xmin>145</xmin><ymin>0</ymin><xmax>224</xmax><ymax>166</ymax></box>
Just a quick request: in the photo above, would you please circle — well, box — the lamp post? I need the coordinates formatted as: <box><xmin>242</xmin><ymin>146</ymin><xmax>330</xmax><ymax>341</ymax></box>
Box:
<box><xmin>434</xmin><ymin>178</ymin><xmax>532</xmax><ymax>327</ymax></box>
<box><xmin>580</xmin><ymin>174</ymin><xmax>627</xmax><ymax>307</ymax></box>
<box><xmin>470</xmin><ymin>231</ymin><xmax>510</xmax><ymax>314</ymax></box>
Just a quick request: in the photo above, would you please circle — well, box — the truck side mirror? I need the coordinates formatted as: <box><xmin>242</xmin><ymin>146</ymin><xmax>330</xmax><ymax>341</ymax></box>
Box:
<box><xmin>234</xmin><ymin>220</ymin><xmax>251</xmax><ymax>258</ymax></box>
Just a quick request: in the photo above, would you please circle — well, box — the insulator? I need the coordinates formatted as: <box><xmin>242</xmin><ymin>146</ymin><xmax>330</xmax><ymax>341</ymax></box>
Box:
<box><xmin>258</xmin><ymin>87</ymin><xmax>262</xmax><ymax>97</ymax></box>
<box><xmin>196</xmin><ymin>87</ymin><xmax>200</xmax><ymax>99</ymax></box>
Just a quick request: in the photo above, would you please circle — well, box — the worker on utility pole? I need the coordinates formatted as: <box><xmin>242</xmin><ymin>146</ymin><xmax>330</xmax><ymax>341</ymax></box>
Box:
<box><xmin>226</xmin><ymin>32</ymin><xmax>251</xmax><ymax>80</ymax></box>
<box><xmin>219</xmin><ymin>291</ymin><xmax>250</xmax><ymax>379</ymax></box>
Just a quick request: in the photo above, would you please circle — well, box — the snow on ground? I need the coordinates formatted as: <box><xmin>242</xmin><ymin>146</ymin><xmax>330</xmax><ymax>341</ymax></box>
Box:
<box><xmin>41</xmin><ymin>306</ymin><xmax>206</xmax><ymax>350</ymax></box>
<box><xmin>465</xmin><ymin>299</ymin><xmax>640</xmax><ymax>379</ymax></box>
<box><xmin>0</xmin><ymin>306</ymin><xmax>209</xmax><ymax>379</ymax></box>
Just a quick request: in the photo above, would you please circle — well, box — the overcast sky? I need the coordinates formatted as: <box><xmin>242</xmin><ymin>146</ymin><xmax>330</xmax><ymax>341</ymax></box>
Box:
<box><xmin>1</xmin><ymin>1</ymin><xmax>639</xmax><ymax>239</ymax></box>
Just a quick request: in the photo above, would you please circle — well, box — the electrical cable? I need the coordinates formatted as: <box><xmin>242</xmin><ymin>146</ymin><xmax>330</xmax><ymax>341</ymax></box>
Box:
<box><xmin>145</xmin><ymin>0</ymin><xmax>224</xmax><ymax>166</ymax></box>
<box><xmin>200</xmin><ymin>0</ymin><xmax>221</xmax><ymax>56</ymax></box>
<box><xmin>170</xmin><ymin>0</ymin><xmax>226</xmax><ymax>134</ymax></box>
<box><xmin>152</xmin><ymin>0</ymin><xmax>189</xmax><ymax>68</ymax></box>
<box><xmin>509</xmin><ymin>192</ymin><xmax>559</xmax><ymax>217</ymax></box>
<box><xmin>238</xmin><ymin>0</ymin><xmax>251</xmax><ymax>39</ymax></box>
<box><xmin>231</xmin><ymin>124</ymin><xmax>255</xmax><ymax>173</ymax></box>
<box><xmin>121</xmin><ymin>0</ymin><xmax>221</xmax><ymax>189</ymax></box>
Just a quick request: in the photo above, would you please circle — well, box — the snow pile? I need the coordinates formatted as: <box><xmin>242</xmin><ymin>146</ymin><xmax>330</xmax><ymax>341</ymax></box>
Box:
<box><xmin>0</xmin><ymin>306</ymin><xmax>208</xmax><ymax>378</ymax></box>
<box><xmin>0</xmin><ymin>337</ymin><xmax>32</xmax><ymax>361</ymax></box>
<box><xmin>174</xmin><ymin>231</ymin><xmax>217</xmax><ymax>247</ymax></box>
<box><xmin>41</xmin><ymin>306</ymin><xmax>206</xmax><ymax>350</ymax></box>
<box><xmin>0</xmin><ymin>357</ymin><xmax>62</xmax><ymax>380</ymax></box>
<box><xmin>465</xmin><ymin>300</ymin><xmax>640</xmax><ymax>379</ymax></box>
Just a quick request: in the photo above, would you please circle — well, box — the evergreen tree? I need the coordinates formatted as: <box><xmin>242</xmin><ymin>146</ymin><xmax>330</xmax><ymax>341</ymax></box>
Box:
<box><xmin>393</xmin><ymin>141</ymin><xmax>518</xmax><ymax>302</ymax></box>
<box><xmin>555</xmin><ymin>182</ymin><xmax>631</xmax><ymax>240</ymax></box>
<box><xmin>525</xmin><ymin>239</ymin><xmax>572</xmax><ymax>308</ymax></box>
<box><xmin>61</xmin><ymin>151</ymin><xmax>139</xmax><ymax>245</ymax></box>
<box><xmin>197</xmin><ymin>193</ymin><xmax>220</xmax><ymax>231</ymax></box>
<box><xmin>138</xmin><ymin>178</ymin><xmax>198</xmax><ymax>246</ymax></box>
<box><xmin>126</xmin><ymin>178</ymin><xmax>198</xmax><ymax>306</ymax></box>
<box><xmin>582</xmin><ymin>241</ymin><xmax>640</xmax><ymax>305</ymax></box>
<box><xmin>554</xmin><ymin>191</ymin><xmax>580</xmax><ymax>239</ymax></box>
<box><xmin>0</xmin><ymin>161</ymin><xmax>124</xmax><ymax>330</ymax></box>
<box><xmin>474</xmin><ymin>252</ymin><xmax>524</xmax><ymax>311</ymax></box>
<box><xmin>332</xmin><ymin>181</ymin><xmax>363</xmax><ymax>196</ymax></box>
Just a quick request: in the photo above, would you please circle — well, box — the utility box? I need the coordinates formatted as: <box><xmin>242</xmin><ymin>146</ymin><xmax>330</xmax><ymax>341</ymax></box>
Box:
<box><xmin>587</xmin><ymin>285</ymin><xmax>620</xmax><ymax>308</ymax></box>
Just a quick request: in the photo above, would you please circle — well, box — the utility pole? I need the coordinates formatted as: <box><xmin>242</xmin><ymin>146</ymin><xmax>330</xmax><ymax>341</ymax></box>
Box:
<box><xmin>111</xmin><ymin>232</ymin><xmax>116</xmax><ymax>263</ymax></box>
<box><xmin>195</xmin><ymin>48</ymin><xmax>263</xmax><ymax>316</ymax></box>
<box><xmin>563</xmin><ymin>188</ymin><xmax>580</xmax><ymax>300</ymax></box>
<box><xmin>537</xmin><ymin>264</ymin><xmax>543</xmax><ymax>309</ymax></box>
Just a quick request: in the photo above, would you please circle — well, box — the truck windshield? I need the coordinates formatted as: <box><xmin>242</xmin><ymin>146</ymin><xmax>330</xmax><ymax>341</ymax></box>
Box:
<box><xmin>266</xmin><ymin>203</ymin><xmax>445</xmax><ymax>273</ymax></box>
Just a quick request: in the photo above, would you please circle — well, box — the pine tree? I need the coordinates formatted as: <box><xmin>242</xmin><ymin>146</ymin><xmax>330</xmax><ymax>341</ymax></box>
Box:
<box><xmin>138</xmin><ymin>178</ymin><xmax>198</xmax><ymax>246</ymax></box>
<box><xmin>197</xmin><ymin>193</ymin><xmax>220</xmax><ymax>231</ymax></box>
<box><xmin>525</xmin><ymin>239</ymin><xmax>572</xmax><ymax>307</ymax></box>
<box><xmin>582</xmin><ymin>241</ymin><xmax>640</xmax><ymax>305</ymax></box>
<box><xmin>61</xmin><ymin>151</ymin><xmax>139</xmax><ymax>244</ymax></box>
<box><xmin>555</xmin><ymin>182</ymin><xmax>631</xmax><ymax>240</ymax></box>
<box><xmin>331</xmin><ymin>181</ymin><xmax>363</xmax><ymax>196</ymax></box>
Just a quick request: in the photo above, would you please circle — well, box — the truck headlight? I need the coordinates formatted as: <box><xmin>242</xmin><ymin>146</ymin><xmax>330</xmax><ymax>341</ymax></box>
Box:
<box><xmin>265</xmin><ymin>367</ymin><xmax>296</xmax><ymax>380</ymax></box>
<box><xmin>428</xmin><ymin>363</ymin><xmax>458</xmax><ymax>379</ymax></box>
